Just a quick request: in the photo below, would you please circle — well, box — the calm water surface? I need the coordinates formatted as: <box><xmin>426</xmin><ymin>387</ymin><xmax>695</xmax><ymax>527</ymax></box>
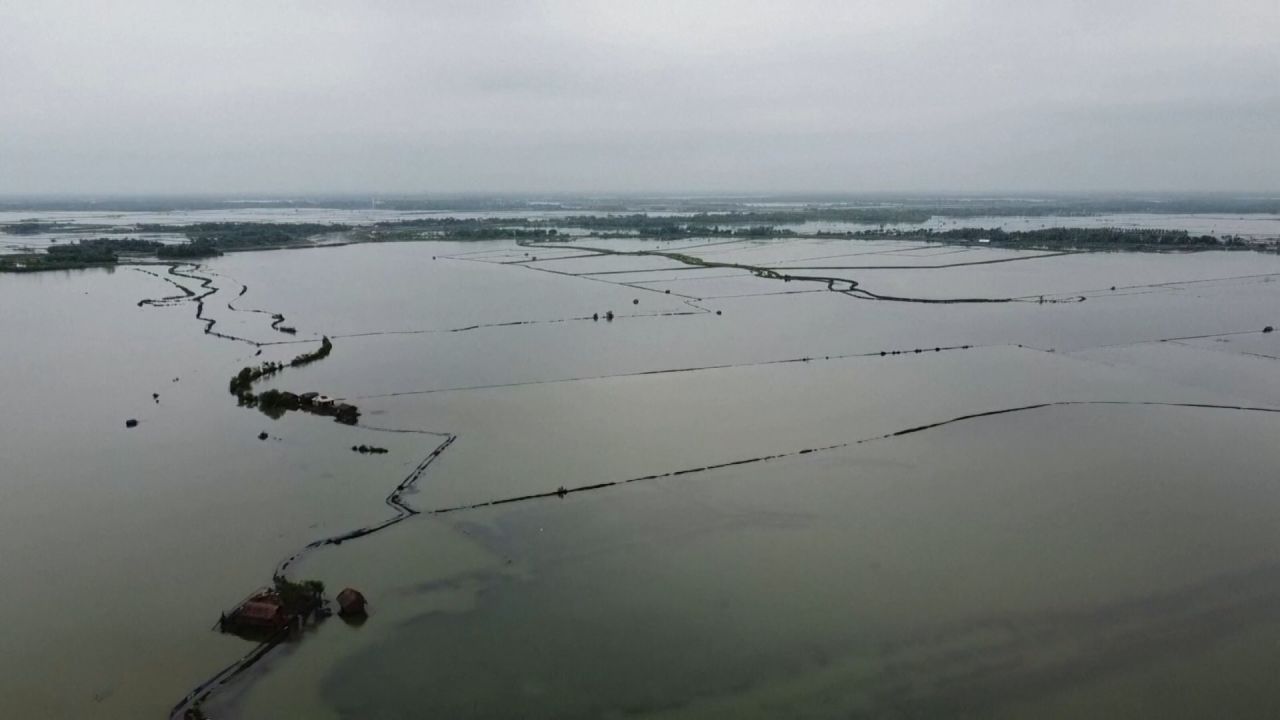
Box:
<box><xmin>3</xmin><ymin>227</ymin><xmax>1280</xmax><ymax>718</ymax></box>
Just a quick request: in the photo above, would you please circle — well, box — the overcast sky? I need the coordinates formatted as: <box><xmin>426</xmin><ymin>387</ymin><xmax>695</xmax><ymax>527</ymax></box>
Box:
<box><xmin>1</xmin><ymin>0</ymin><xmax>1276</xmax><ymax>195</ymax></box>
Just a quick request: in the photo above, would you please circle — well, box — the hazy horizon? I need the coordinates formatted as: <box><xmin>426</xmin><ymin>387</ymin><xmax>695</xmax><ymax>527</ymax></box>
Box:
<box><xmin>2</xmin><ymin>1</ymin><xmax>1277</xmax><ymax>195</ymax></box>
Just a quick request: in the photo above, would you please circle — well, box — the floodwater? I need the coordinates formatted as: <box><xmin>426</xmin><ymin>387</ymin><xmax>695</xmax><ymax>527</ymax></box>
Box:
<box><xmin>3</xmin><ymin>215</ymin><xmax>1280</xmax><ymax>719</ymax></box>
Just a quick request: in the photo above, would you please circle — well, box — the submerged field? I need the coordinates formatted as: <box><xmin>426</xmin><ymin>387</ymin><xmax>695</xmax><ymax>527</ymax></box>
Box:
<box><xmin>4</xmin><ymin>223</ymin><xmax>1280</xmax><ymax>718</ymax></box>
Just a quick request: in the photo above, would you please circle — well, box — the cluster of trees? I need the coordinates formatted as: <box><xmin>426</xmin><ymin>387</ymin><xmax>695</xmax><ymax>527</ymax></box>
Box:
<box><xmin>45</xmin><ymin>242</ymin><xmax>125</xmax><ymax>263</ymax></box>
<box><xmin>526</xmin><ymin>209</ymin><xmax>932</xmax><ymax>232</ymax></box>
<box><xmin>289</xmin><ymin>336</ymin><xmax>332</xmax><ymax>367</ymax></box>
<box><xmin>254</xmin><ymin>388</ymin><xmax>299</xmax><ymax>419</ymax></box>
<box><xmin>152</xmin><ymin>222</ymin><xmax>350</xmax><ymax>249</ymax></box>
<box><xmin>2</xmin><ymin>221</ymin><xmax>65</xmax><ymax>235</ymax></box>
<box><xmin>230</xmin><ymin>361</ymin><xmax>284</xmax><ymax>398</ymax></box>
<box><xmin>157</xmin><ymin>240</ymin><xmax>221</xmax><ymax>258</ymax></box>
<box><xmin>437</xmin><ymin>227</ymin><xmax>560</xmax><ymax>240</ymax></box>
<box><xmin>0</xmin><ymin>234</ymin><xmax>237</xmax><ymax>272</ymax></box>
<box><xmin>361</xmin><ymin>208</ymin><xmax>932</xmax><ymax>241</ymax></box>
<box><xmin>273</xmin><ymin>577</ymin><xmax>325</xmax><ymax>616</ymax></box>
<box><xmin>0</xmin><ymin>237</ymin><xmax>168</xmax><ymax>272</ymax></box>
<box><xmin>229</xmin><ymin>338</ymin><xmax>332</xmax><ymax>402</ymax></box>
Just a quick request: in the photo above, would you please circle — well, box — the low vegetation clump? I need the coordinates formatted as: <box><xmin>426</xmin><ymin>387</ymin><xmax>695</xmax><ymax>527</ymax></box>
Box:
<box><xmin>0</xmin><ymin>237</ymin><xmax>165</xmax><ymax>271</ymax></box>
<box><xmin>171</xmin><ymin>222</ymin><xmax>350</xmax><ymax>249</ymax></box>
<box><xmin>230</xmin><ymin>361</ymin><xmax>285</xmax><ymax>398</ymax></box>
<box><xmin>229</xmin><ymin>338</ymin><xmax>332</xmax><ymax>398</ymax></box>
<box><xmin>1</xmin><ymin>222</ymin><xmax>348</xmax><ymax>272</ymax></box>
<box><xmin>255</xmin><ymin>388</ymin><xmax>300</xmax><ymax>417</ymax></box>
<box><xmin>0</xmin><ymin>220</ymin><xmax>90</xmax><ymax>235</ymax></box>
<box><xmin>273</xmin><ymin>577</ymin><xmax>326</xmax><ymax>616</ymax></box>
<box><xmin>157</xmin><ymin>240</ymin><xmax>222</xmax><ymax>258</ymax></box>
<box><xmin>289</xmin><ymin>336</ymin><xmax>332</xmax><ymax>367</ymax></box>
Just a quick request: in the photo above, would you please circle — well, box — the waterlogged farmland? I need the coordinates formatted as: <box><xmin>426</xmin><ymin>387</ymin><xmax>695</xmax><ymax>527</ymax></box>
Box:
<box><xmin>4</xmin><ymin>209</ymin><xmax>1280</xmax><ymax>719</ymax></box>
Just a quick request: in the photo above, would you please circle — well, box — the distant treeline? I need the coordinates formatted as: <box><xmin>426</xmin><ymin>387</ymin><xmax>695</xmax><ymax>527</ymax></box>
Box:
<box><xmin>0</xmin><ymin>237</ymin><xmax>170</xmax><ymax>272</ymax></box>
<box><xmin>420</xmin><ymin>227</ymin><xmax>562</xmax><ymax>240</ymax></box>
<box><xmin>0</xmin><ymin>236</ymin><xmax>232</xmax><ymax>272</ymax></box>
<box><xmin>138</xmin><ymin>222</ymin><xmax>351</xmax><ymax>249</ymax></box>
<box><xmin>362</xmin><ymin>209</ymin><xmax>930</xmax><ymax>241</ymax></box>
<box><xmin>2</xmin><ymin>221</ymin><xmax>60</xmax><ymax>235</ymax></box>
<box><xmin>0</xmin><ymin>222</ymin><xmax>349</xmax><ymax>272</ymax></box>
<box><xmin>3</xmin><ymin>210</ymin><xmax>1274</xmax><ymax>274</ymax></box>
<box><xmin>157</xmin><ymin>241</ymin><xmax>222</xmax><ymax>258</ymax></box>
<box><xmin>538</xmin><ymin>208</ymin><xmax>936</xmax><ymax>229</ymax></box>
<box><xmin>862</xmin><ymin>226</ymin><xmax>1243</xmax><ymax>250</ymax></box>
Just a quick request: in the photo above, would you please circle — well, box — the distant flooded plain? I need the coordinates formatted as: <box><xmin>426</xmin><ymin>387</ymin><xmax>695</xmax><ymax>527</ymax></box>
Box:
<box><xmin>4</xmin><ymin>216</ymin><xmax>1280</xmax><ymax>718</ymax></box>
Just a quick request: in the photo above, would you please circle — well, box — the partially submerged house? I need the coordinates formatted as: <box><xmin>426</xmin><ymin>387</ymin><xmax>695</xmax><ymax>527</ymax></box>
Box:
<box><xmin>336</xmin><ymin>587</ymin><xmax>368</xmax><ymax>617</ymax></box>
<box><xmin>221</xmin><ymin>590</ymin><xmax>290</xmax><ymax>633</ymax></box>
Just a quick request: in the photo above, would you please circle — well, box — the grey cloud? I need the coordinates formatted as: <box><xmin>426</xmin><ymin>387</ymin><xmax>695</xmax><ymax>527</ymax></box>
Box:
<box><xmin>0</xmin><ymin>0</ymin><xmax>1275</xmax><ymax>194</ymax></box>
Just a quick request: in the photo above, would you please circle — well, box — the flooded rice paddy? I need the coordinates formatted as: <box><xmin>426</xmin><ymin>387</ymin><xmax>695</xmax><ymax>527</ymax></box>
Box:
<box><xmin>3</xmin><ymin>223</ymin><xmax>1280</xmax><ymax>718</ymax></box>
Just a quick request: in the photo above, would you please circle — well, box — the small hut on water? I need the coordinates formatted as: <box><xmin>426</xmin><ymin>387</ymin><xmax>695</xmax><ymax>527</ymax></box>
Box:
<box><xmin>336</xmin><ymin>587</ymin><xmax>367</xmax><ymax>617</ymax></box>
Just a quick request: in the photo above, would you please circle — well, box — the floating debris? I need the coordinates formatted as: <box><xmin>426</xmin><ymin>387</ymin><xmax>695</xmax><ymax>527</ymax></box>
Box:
<box><xmin>125</xmin><ymin>418</ymin><xmax>139</xmax><ymax>428</ymax></box>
